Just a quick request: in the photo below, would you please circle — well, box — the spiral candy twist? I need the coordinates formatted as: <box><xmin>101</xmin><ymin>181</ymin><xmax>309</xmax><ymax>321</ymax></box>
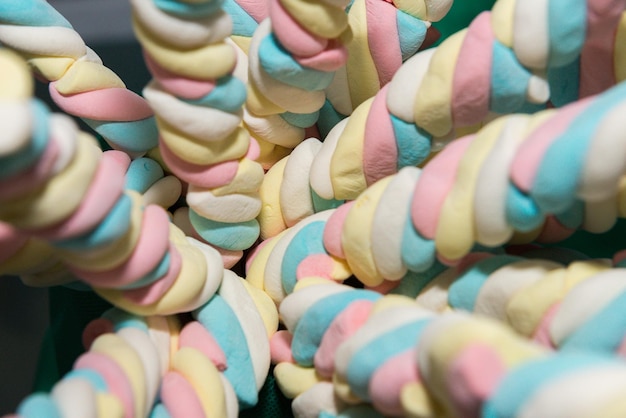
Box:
<box><xmin>243</xmin><ymin>0</ymin><xmax>456</xmax><ymax>167</ymax></box>
<box><xmin>130</xmin><ymin>0</ymin><xmax>267</xmax><ymax>259</ymax></box>
<box><xmin>241</xmin><ymin>0</ymin><xmax>353</xmax><ymax>166</ymax></box>
<box><xmin>7</xmin><ymin>269</ymin><xmax>278</xmax><ymax>417</ymax></box>
<box><xmin>412</xmin><ymin>253</ymin><xmax>626</xmax><ymax>358</ymax></box>
<box><xmin>247</xmin><ymin>77</ymin><xmax>626</xmax><ymax>300</ymax></box>
<box><xmin>321</xmin><ymin>0</ymin><xmax>452</xmax><ymax>132</ymax></box>
<box><xmin>275</xmin><ymin>281</ymin><xmax>626</xmax><ymax>417</ymax></box>
<box><xmin>0</xmin><ymin>48</ymin><xmax>230</xmax><ymax>316</ymax></box>
<box><xmin>306</xmin><ymin>0</ymin><xmax>626</xmax><ymax>201</ymax></box>
<box><xmin>11</xmin><ymin>310</ymin><xmax>172</xmax><ymax>418</ymax></box>
<box><xmin>0</xmin><ymin>0</ymin><xmax>159</xmax><ymax>156</ymax></box>
<box><xmin>140</xmin><ymin>268</ymin><xmax>277</xmax><ymax>415</ymax></box>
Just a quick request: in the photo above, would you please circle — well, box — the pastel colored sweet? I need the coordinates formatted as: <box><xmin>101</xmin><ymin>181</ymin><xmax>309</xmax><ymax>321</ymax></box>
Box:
<box><xmin>473</xmin><ymin>115</ymin><xmax>531</xmax><ymax>246</ymax></box>
<box><xmin>280</xmin><ymin>138</ymin><xmax>323</xmax><ymax>227</ymax></box>
<box><xmin>116</xmin><ymin>327</ymin><xmax>161</xmax><ymax>414</ymax></box>
<box><xmin>141</xmin><ymin>175</ymin><xmax>182</xmax><ymax>209</ymax></box>
<box><xmin>130</xmin><ymin>0</ymin><xmax>233</xmax><ymax>49</ymax></box>
<box><xmin>258</xmin><ymin>156</ymin><xmax>289</xmax><ymax>239</ymax></box>
<box><xmin>549</xmin><ymin>269</ymin><xmax>626</xmax><ymax>351</ymax></box>
<box><xmin>159</xmin><ymin>371</ymin><xmax>205</xmax><ymax>418</ymax></box>
<box><xmin>417</xmin><ymin>313</ymin><xmax>544</xmax><ymax>417</ymax></box>
<box><xmin>435</xmin><ymin>119</ymin><xmax>508</xmax><ymax>260</ymax></box>
<box><xmin>287</xmin><ymin>218</ymin><xmax>350</xmax><ymax>280</ymax></box>
<box><xmin>303</xmin><ymin>0</ymin><xmax>620</xmax><ymax>203</ymax></box>
<box><xmin>329</xmin><ymin>97</ymin><xmax>374</xmax><ymax>200</ymax></box>
<box><xmin>314</xmin><ymin>299</ymin><xmax>375</xmax><ymax>378</ymax></box>
<box><xmin>27</xmin><ymin>150</ymin><xmax>127</xmax><ymax>240</ymax></box>
<box><xmin>473</xmin><ymin>259</ymin><xmax>562</xmax><ymax>321</ymax></box>
<box><xmin>158</xmin><ymin>137</ymin><xmax>239</xmax><ymax>188</ymax></box>
<box><xmin>0</xmin><ymin>99</ymin><xmax>50</xmax><ymax>180</ymax></box>
<box><xmin>188</xmin><ymin>208</ymin><xmax>260</xmax><ymax>251</ymax></box>
<box><xmin>51</xmin><ymin>377</ymin><xmax>97</xmax><ymax>418</ymax></box>
<box><xmin>273</xmin><ymin>362</ymin><xmax>323</xmax><ymax>400</ymax></box>
<box><xmin>371</xmin><ymin>166</ymin><xmax>421</xmax><ymax>280</ymax></box>
<box><xmin>291</xmin><ymin>382</ymin><xmax>344</xmax><ymax>418</ymax></box>
<box><xmin>218</xmin><ymin>270</ymin><xmax>272</xmax><ymax>391</ymax></box>
<box><xmin>248</xmin><ymin>20</ymin><xmax>326</xmax><ymax>114</ymax></box>
<box><xmin>369</xmin><ymin>350</ymin><xmax>420</xmax><ymax>416</ymax></box>
<box><xmin>531</xmin><ymin>81</ymin><xmax>626</xmax><ymax>214</ymax></box>
<box><xmin>74</xmin><ymin>352</ymin><xmax>135</xmax><ymax>418</ymax></box>
<box><xmin>483</xmin><ymin>353</ymin><xmax>616</xmax><ymax>418</ymax></box>
<box><xmin>0</xmin><ymin>133</ymin><xmax>100</xmax><ymax>230</ymax></box>
<box><xmin>219</xmin><ymin>373</ymin><xmax>239</xmax><ymax>418</ymax></box>
<box><xmin>241</xmin><ymin>77</ymin><xmax>626</xmax><ymax>293</ymax></box>
<box><xmin>0</xmin><ymin>0</ymin><xmax>158</xmax><ymax>155</ymax></box>
<box><xmin>243</xmin><ymin>109</ymin><xmax>304</xmax><ymax>148</ymax></box>
<box><xmin>193</xmin><ymin>293</ymin><xmax>258</xmax><ymax>408</ymax></box>
<box><xmin>507</xmin><ymin>260</ymin><xmax>609</xmax><ymax>336</ymax></box>
<box><xmin>170</xmin><ymin>347</ymin><xmax>227</xmax><ymax>418</ymax></box>
<box><xmin>341</xmin><ymin>176</ymin><xmax>393</xmax><ymax>286</ymax></box>
<box><xmin>290</xmin><ymin>288</ymin><xmax>381</xmax><ymax>367</ymax></box>
<box><xmin>280</xmin><ymin>282</ymin><xmax>352</xmax><ymax>334</ymax></box>
<box><xmin>132</xmin><ymin>0</ymin><xmax>265</xmax><ymax>256</ymax></box>
<box><xmin>516</xmin><ymin>365</ymin><xmax>626</xmax><ymax>418</ymax></box>
<box><xmin>142</xmin><ymin>52</ymin><xmax>215</xmax><ymax>100</ymax></box>
<box><xmin>310</xmin><ymin>117</ymin><xmax>349</xmax><ymax>200</ymax></box>
<box><xmin>335</xmin><ymin>305</ymin><xmax>433</xmax><ymax>401</ymax></box>
<box><xmin>451</xmin><ymin>12</ymin><xmax>493</xmax><ymax>127</ymax></box>
<box><xmin>270</xmin><ymin>330</ymin><xmax>295</xmax><ymax>364</ymax></box>
<box><xmin>243</xmin><ymin>0</ymin><xmax>357</xmax><ymax>156</ymax></box>
<box><xmin>56</xmin><ymin>192</ymin><xmax>143</xmax><ymax>271</ymax></box>
<box><xmin>263</xmin><ymin>210</ymin><xmax>336</xmax><ymax>303</ymax></box>
<box><xmin>276</xmin><ymin>282</ymin><xmax>626</xmax><ymax>417</ymax></box>
<box><xmin>412</xmin><ymin>135</ymin><xmax>474</xmax><ymax>240</ymax></box>
<box><xmin>322</xmin><ymin>201</ymin><xmax>353</xmax><ymax>259</ymax></box>
<box><xmin>187</xmin><ymin>187</ymin><xmax>261</xmax><ymax>223</ymax></box>
<box><xmin>145</xmin><ymin>83</ymin><xmax>243</xmax><ymax>144</ymax></box>
<box><xmin>96</xmin><ymin>234</ymin><xmax>218</xmax><ymax>316</ymax></box>
<box><xmin>244</xmin><ymin>232</ymin><xmax>287</xmax><ymax>290</ymax></box>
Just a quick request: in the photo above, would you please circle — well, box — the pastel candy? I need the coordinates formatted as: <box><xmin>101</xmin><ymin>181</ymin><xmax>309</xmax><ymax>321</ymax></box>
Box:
<box><xmin>292</xmin><ymin>382</ymin><xmax>345</xmax><ymax>418</ymax></box>
<box><xmin>0</xmin><ymin>0</ymin><xmax>158</xmax><ymax>155</ymax></box>
<box><xmin>290</xmin><ymin>288</ymin><xmax>381</xmax><ymax>367</ymax></box>
<box><xmin>336</xmin><ymin>305</ymin><xmax>433</xmax><ymax>401</ymax></box>
<box><xmin>302</xmin><ymin>0</ymin><xmax>622</xmax><ymax>203</ymax></box>
<box><xmin>132</xmin><ymin>0</ymin><xmax>265</xmax><ymax>257</ymax></box>
<box><xmin>315</xmin><ymin>300</ymin><xmax>375</xmax><ymax>378</ymax></box>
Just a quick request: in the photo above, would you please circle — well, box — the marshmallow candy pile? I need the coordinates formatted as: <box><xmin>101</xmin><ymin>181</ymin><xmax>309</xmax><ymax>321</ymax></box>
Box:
<box><xmin>4</xmin><ymin>0</ymin><xmax>626</xmax><ymax>417</ymax></box>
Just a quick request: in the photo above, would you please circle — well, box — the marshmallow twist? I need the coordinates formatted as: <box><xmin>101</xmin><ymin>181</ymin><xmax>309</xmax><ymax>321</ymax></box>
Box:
<box><xmin>412</xmin><ymin>252</ymin><xmax>626</xmax><ymax>358</ymax></box>
<box><xmin>0</xmin><ymin>48</ymin><xmax>227</xmax><ymax>316</ymax></box>
<box><xmin>7</xmin><ymin>266</ymin><xmax>280</xmax><ymax>416</ymax></box>
<box><xmin>0</xmin><ymin>0</ymin><xmax>159</xmax><ymax>156</ymax></box>
<box><xmin>307</xmin><ymin>0</ymin><xmax>626</xmax><ymax>202</ymax></box>
<box><xmin>276</xmin><ymin>280</ymin><xmax>626</xmax><ymax>418</ymax></box>
<box><xmin>131</xmin><ymin>0</ymin><xmax>266</xmax><ymax>258</ymax></box>
<box><xmin>247</xmin><ymin>79</ymin><xmax>626</xmax><ymax>298</ymax></box>
<box><xmin>242</xmin><ymin>0</ymin><xmax>352</xmax><ymax>167</ymax></box>
<box><xmin>11</xmin><ymin>310</ymin><xmax>173</xmax><ymax>418</ymax></box>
